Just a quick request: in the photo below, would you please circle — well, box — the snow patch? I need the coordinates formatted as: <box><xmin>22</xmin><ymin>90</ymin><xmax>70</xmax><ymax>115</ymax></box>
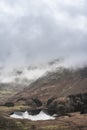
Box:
<box><xmin>10</xmin><ymin>111</ymin><xmax>55</xmax><ymax>121</ymax></box>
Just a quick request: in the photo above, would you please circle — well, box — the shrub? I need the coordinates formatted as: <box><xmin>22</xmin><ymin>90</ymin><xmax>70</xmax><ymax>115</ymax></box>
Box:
<box><xmin>4</xmin><ymin>102</ymin><xmax>14</xmax><ymax>107</ymax></box>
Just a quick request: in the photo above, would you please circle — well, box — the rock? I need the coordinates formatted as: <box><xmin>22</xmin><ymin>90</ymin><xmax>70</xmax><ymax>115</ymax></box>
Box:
<box><xmin>28</xmin><ymin>109</ymin><xmax>41</xmax><ymax>115</ymax></box>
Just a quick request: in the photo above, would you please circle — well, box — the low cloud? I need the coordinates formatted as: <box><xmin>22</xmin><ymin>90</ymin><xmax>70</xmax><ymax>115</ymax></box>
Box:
<box><xmin>0</xmin><ymin>0</ymin><xmax>87</xmax><ymax>67</ymax></box>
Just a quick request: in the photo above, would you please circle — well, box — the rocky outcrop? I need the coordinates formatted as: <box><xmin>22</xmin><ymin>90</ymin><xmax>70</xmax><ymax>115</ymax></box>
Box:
<box><xmin>28</xmin><ymin>109</ymin><xmax>41</xmax><ymax>115</ymax></box>
<box><xmin>46</xmin><ymin>93</ymin><xmax>87</xmax><ymax>116</ymax></box>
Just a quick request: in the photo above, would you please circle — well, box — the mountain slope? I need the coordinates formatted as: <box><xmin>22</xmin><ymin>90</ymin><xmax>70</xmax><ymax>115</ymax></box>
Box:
<box><xmin>0</xmin><ymin>59</ymin><xmax>62</xmax><ymax>85</ymax></box>
<box><xmin>0</xmin><ymin>59</ymin><xmax>62</xmax><ymax>104</ymax></box>
<box><xmin>9</xmin><ymin>67</ymin><xmax>87</xmax><ymax>104</ymax></box>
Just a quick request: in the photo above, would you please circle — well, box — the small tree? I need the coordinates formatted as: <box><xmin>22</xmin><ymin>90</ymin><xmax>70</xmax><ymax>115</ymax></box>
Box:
<box><xmin>46</xmin><ymin>97</ymin><xmax>55</xmax><ymax>107</ymax></box>
<box><xmin>32</xmin><ymin>98</ymin><xmax>42</xmax><ymax>107</ymax></box>
<box><xmin>4</xmin><ymin>102</ymin><xmax>14</xmax><ymax>107</ymax></box>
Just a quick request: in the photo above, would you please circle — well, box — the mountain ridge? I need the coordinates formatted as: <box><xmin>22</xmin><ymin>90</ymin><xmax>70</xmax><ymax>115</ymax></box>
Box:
<box><xmin>8</xmin><ymin>66</ymin><xmax>87</xmax><ymax>105</ymax></box>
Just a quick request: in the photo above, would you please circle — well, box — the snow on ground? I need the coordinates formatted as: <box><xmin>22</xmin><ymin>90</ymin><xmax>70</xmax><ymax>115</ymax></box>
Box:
<box><xmin>10</xmin><ymin>111</ymin><xmax>55</xmax><ymax>121</ymax></box>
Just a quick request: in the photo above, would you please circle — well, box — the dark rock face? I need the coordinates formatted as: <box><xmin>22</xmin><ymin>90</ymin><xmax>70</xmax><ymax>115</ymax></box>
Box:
<box><xmin>4</xmin><ymin>102</ymin><xmax>14</xmax><ymax>107</ymax></box>
<box><xmin>67</xmin><ymin>93</ymin><xmax>87</xmax><ymax>112</ymax></box>
<box><xmin>9</xmin><ymin>93</ymin><xmax>87</xmax><ymax>117</ymax></box>
<box><xmin>28</xmin><ymin>109</ymin><xmax>41</xmax><ymax>115</ymax></box>
<box><xmin>46</xmin><ymin>109</ymin><xmax>57</xmax><ymax>116</ymax></box>
<box><xmin>31</xmin><ymin>98</ymin><xmax>42</xmax><ymax>107</ymax></box>
<box><xmin>79</xmin><ymin>67</ymin><xmax>87</xmax><ymax>78</ymax></box>
<box><xmin>46</xmin><ymin>97</ymin><xmax>56</xmax><ymax>107</ymax></box>
<box><xmin>46</xmin><ymin>93</ymin><xmax>87</xmax><ymax>116</ymax></box>
<box><xmin>11</xmin><ymin>109</ymin><xmax>41</xmax><ymax>116</ymax></box>
<box><xmin>80</xmin><ymin>105</ymin><xmax>87</xmax><ymax>114</ymax></box>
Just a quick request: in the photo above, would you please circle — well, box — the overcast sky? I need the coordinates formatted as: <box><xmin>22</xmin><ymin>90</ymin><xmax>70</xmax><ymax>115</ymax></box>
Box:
<box><xmin>0</xmin><ymin>0</ymin><xmax>87</xmax><ymax>67</ymax></box>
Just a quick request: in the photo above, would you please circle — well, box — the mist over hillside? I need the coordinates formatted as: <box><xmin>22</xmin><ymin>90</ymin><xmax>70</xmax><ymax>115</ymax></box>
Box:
<box><xmin>0</xmin><ymin>59</ymin><xmax>61</xmax><ymax>84</ymax></box>
<box><xmin>0</xmin><ymin>57</ymin><xmax>87</xmax><ymax>85</ymax></box>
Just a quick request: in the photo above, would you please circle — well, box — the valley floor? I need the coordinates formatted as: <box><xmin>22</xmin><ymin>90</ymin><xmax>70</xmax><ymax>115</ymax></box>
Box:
<box><xmin>0</xmin><ymin>106</ymin><xmax>87</xmax><ymax>130</ymax></box>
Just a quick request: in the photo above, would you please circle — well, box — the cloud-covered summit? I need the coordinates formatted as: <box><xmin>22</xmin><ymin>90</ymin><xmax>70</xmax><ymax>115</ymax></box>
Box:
<box><xmin>0</xmin><ymin>0</ymin><xmax>87</xmax><ymax>67</ymax></box>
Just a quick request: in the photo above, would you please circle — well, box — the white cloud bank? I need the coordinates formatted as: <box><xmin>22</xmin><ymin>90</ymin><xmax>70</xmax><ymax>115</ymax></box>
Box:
<box><xmin>0</xmin><ymin>0</ymin><xmax>87</xmax><ymax>67</ymax></box>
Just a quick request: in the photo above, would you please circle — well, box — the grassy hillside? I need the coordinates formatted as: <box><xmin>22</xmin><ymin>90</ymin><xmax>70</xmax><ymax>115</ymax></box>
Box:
<box><xmin>9</xmin><ymin>67</ymin><xmax>87</xmax><ymax>104</ymax></box>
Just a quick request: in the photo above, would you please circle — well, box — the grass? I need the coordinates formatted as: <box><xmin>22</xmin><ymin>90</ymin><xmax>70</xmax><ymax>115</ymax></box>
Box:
<box><xmin>0</xmin><ymin>106</ymin><xmax>81</xmax><ymax>130</ymax></box>
<box><xmin>0</xmin><ymin>89</ymin><xmax>17</xmax><ymax>96</ymax></box>
<box><xmin>41</xmin><ymin>125</ymin><xmax>70</xmax><ymax>130</ymax></box>
<box><xmin>0</xmin><ymin>106</ymin><xmax>31</xmax><ymax>113</ymax></box>
<box><xmin>0</xmin><ymin>116</ymin><xmax>23</xmax><ymax>130</ymax></box>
